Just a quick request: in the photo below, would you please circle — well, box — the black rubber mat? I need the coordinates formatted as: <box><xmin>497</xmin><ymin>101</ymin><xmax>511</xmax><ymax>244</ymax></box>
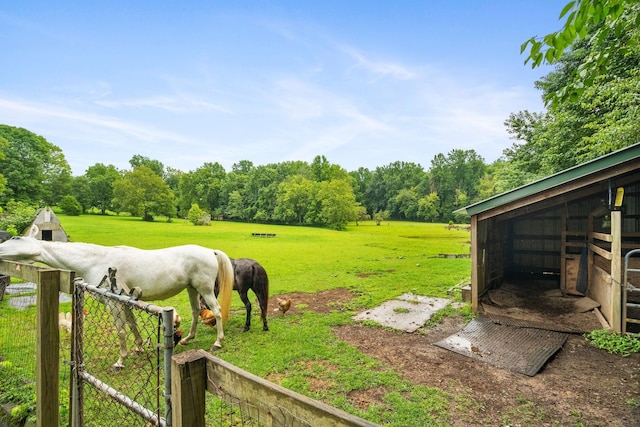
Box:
<box><xmin>485</xmin><ymin>312</ymin><xmax>586</xmax><ymax>334</ymax></box>
<box><xmin>434</xmin><ymin>316</ymin><xmax>568</xmax><ymax>376</ymax></box>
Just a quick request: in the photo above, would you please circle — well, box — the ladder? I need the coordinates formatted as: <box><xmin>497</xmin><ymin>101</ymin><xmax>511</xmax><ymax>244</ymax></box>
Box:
<box><xmin>622</xmin><ymin>249</ymin><xmax>640</xmax><ymax>334</ymax></box>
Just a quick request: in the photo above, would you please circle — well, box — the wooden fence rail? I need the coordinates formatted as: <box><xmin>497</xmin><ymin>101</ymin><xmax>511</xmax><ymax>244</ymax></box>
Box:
<box><xmin>172</xmin><ymin>349</ymin><xmax>378</xmax><ymax>427</ymax></box>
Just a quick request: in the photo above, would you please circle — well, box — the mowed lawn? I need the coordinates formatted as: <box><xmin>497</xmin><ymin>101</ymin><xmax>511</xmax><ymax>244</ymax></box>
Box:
<box><xmin>58</xmin><ymin>214</ymin><xmax>473</xmax><ymax>424</ymax></box>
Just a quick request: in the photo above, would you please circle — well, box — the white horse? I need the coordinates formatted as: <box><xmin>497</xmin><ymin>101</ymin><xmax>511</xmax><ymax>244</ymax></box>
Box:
<box><xmin>0</xmin><ymin>225</ymin><xmax>234</xmax><ymax>369</ymax></box>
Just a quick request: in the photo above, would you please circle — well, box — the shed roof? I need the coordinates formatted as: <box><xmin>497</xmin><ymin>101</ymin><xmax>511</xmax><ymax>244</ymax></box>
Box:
<box><xmin>455</xmin><ymin>142</ymin><xmax>640</xmax><ymax>218</ymax></box>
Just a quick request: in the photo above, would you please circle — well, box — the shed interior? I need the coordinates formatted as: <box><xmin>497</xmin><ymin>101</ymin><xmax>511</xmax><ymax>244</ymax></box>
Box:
<box><xmin>475</xmin><ymin>167</ymin><xmax>640</xmax><ymax>334</ymax></box>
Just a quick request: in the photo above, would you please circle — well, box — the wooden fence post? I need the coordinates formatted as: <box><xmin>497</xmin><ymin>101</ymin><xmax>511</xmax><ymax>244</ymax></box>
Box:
<box><xmin>611</xmin><ymin>210</ymin><xmax>622</xmax><ymax>332</ymax></box>
<box><xmin>171</xmin><ymin>350</ymin><xmax>206</xmax><ymax>427</ymax></box>
<box><xmin>36</xmin><ymin>269</ymin><xmax>60</xmax><ymax>427</ymax></box>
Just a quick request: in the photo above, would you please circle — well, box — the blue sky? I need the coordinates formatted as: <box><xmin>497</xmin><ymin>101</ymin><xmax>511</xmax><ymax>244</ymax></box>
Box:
<box><xmin>1</xmin><ymin>1</ymin><xmax>567</xmax><ymax>176</ymax></box>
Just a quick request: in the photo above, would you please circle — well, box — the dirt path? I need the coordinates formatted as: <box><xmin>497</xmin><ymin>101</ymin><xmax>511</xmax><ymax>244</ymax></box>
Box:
<box><xmin>270</xmin><ymin>288</ymin><xmax>640</xmax><ymax>426</ymax></box>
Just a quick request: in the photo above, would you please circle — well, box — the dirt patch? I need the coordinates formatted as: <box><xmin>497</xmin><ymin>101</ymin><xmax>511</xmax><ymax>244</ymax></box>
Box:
<box><xmin>270</xmin><ymin>288</ymin><xmax>640</xmax><ymax>426</ymax></box>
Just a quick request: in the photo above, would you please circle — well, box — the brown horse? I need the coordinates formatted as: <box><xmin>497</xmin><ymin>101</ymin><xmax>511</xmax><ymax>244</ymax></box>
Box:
<box><xmin>201</xmin><ymin>258</ymin><xmax>270</xmax><ymax>331</ymax></box>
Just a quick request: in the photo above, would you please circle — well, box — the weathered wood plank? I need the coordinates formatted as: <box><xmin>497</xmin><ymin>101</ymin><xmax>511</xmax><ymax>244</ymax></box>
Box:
<box><xmin>171</xmin><ymin>350</ymin><xmax>206</xmax><ymax>427</ymax></box>
<box><xmin>0</xmin><ymin>261</ymin><xmax>74</xmax><ymax>293</ymax></box>
<box><xmin>591</xmin><ymin>232</ymin><xmax>612</xmax><ymax>243</ymax></box>
<box><xmin>36</xmin><ymin>270</ymin><xmax>60</xmax><ymax>427</ymax></box>
<box><xmin>589</xmin><ymin>243</ymin><xmax>612</xmax><ymax>260</ymax></box>
<box><xmin>202</xmin><ymin>352</ymin><xmax>378</xmax><ymax>426</ymax></box>
<box><xmin>591</xmin><ymin>266</ymin><xmax>613</xmax><ymax>322</ymax></box>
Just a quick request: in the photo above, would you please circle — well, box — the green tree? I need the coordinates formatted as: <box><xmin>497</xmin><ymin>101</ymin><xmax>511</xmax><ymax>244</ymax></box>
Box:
<box><xmin>164</xmin><ymin>167</ymin><xmax>184</xmax><ymax>216</ymax></box>
<box><xmin>394</xmin><ymin>188</ymin><xmax>419</xmax><ymax>220</ymax></box>
<box><xmin>521</xmin><ymin>0</ymin><xmax>639</xmax><ymax>107</ymax></box>
<box><xmin>0</xmin><ymin>125</ymin><xmax>71</xmax><ymax>205</ymax></box>
<box><xmin>429</xmin><ymin>150</ymin><xmax>486</xmax><ymax>222</ymax></box>
<box><xmin>364</xmin><ymin>162</ymin><xmax>426</xmax><ymax>218</ymax></box>
<box><xmin>315</xmin><ymin>179</ymin><xmax>358</xmax><ymax>230</ymax></box>
<box><xmin>244</xmin><ymin>164</ymin><xmax>281</xmax><ymax>221</ymax></box>
<box><xmin>503</xmin><ymin>3</ymin><xmax>640</xmax><ymax>181</ymax></box>
<box><xmin>71</xmin><ymin>176</ymin><xmax>92</xmax><ymax>212</ymax></box>
<box><xmin>85</xmin><ymin>163</ymin><xmax>122</xmax><ymax>214</ymax></box>
<box><xmin>310</xmin><ymin>155</ymin><xmax>349</xmax><ymax>182</ymax></box>
<box><xmin>354</xmin><ymin>205</ymin><xmax>370</xmax><ymax>225</ymax></box>
<box><xmin>273</xmin><ymin>175</ymin><xmax>316</xmax><ymax>224</ymax></box>
<box><xmin>417</xmin><ymin>192</ymin><xmax>440</xmax><ymax>222</ymax></box>
<box><xmin>42</xmin><ymin>149</ymin><xmax>73</xmax><ymax>206</ymax></box>
<box><xmin>349</xmin><ymin>167</ymin><xmax>373</xmax><ymax>208</ymax></box>
<box><xmin>373</xmin><ymin>210</ymin><xmax>390</xmax><ymax>226</ymax></box>
<box><xmin>225</xmin><ymin>190</ymin><xmax>246</xmax><ymax>220</ymax></box>
<box><xmin>178</xmin><ymin>162</ymin><xmax>227</xmax><ymax>215</ymax></box>
<box><xmin>112</xmin><ymin>166</ymin><xmax>175</xmax><ymax>221</ymax></box>
<box><xmin>0</xmin><ymin>136</ymin><xmax>7</xmax><ymax>197</ymax></box>
<box><xmin>129</xmin><ymin>155</ymin><xmax>165</xmax><ymax>178</ymax></box>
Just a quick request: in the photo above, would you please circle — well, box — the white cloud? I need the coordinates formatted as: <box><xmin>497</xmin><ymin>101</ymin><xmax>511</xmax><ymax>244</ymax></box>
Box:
<box><xmin>340</xmin><ymin>46</ymin><xmax>417</xmax><ymax>81</ymax></box>
<box><xmin>0</xmin><ymin>97</ymin><xmax>193</xmax><ymax>144</ymax></box>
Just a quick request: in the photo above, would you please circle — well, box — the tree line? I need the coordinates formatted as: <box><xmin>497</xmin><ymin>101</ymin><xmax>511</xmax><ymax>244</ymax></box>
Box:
<box><xmin>1</xmin><ymin>0</ymin><xmax>638</xmax><ymax>231</ymax></box>
<box><xmin>0</xmin><ymin>134</ymin><xmax>486</xmax><ymax>230</ymax></box>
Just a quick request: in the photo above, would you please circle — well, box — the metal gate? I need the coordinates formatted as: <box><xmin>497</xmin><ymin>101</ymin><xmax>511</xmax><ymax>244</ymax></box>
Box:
<box><xmin>71</xmin><ymin>278</ymin><xmax>175</xmax><ymax>426</ymax></box>
<box><xmin>623</xmin><ymin>249</ymin><xmax>640</xmax><ymax>334</ymax></box>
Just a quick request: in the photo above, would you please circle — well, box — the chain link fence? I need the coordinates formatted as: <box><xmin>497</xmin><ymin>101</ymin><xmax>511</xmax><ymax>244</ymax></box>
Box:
<box><xmin>72</xmin><ymin>279</ymin><xmax>174</xmax><ymax>426</ymax></box>
<box><xmin>1</xmin><ymin>273</ymin><xmax>360</xmax><ymax>426</ymax></box>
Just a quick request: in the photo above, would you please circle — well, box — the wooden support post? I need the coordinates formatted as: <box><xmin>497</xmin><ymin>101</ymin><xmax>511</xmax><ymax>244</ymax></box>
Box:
<box><xmin>36</xmin><ymin>269</ymin><xmax>60</xmax><ymax>427</ymax></box>
<box><xmin>470</xmin><ymin>215</ymin><xmax>479</xmax><ymax>312</ymax></box>
<box><xmin>171</xmin><ymin>350</ymin><xmax>206</xmax><ymax>427</ymax></box>
<box><xmin>611</xmin><ymin>210</ymin><xmax>622</xmax><ymax>332</ymax></box>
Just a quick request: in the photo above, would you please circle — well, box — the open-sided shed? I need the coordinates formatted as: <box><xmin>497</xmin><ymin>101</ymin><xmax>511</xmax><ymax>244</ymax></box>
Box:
<box><xmin>456</xmin><ymin>143</ymin><xmax>640</xmax><ymax>334</ymax></box>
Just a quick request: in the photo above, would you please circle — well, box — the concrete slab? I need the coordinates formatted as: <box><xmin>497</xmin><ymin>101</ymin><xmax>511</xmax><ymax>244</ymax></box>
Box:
<box><xmin>4</xmin><ymin>282</ymin><xmax>72</xmax><ymax>310</ymax></box>
<box><xmin>353</xmin><ymin>293</ymin><xmax>451</xmax><ymax>332</ymax></box>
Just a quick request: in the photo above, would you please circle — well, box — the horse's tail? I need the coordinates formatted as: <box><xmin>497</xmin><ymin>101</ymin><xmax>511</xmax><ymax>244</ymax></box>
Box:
<box><xmin>214</xmin><ymin>250</ymin><xmax>234</xmax><ymax>324</ymax></box>
<box><xmin>254</xmin><ymin>262</ymin><xmax>269</xmax><ymax>311</ymax></box>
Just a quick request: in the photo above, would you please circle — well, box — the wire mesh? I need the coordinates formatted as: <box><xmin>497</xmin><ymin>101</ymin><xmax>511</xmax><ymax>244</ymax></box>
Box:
<box><xmin>74</xmin><ymin>282</ymin><xmax>167</xmax><ymax>426</ymax></box>
<box><xmin>0</xmin><ymin>277</ymin><xmax>73</xmax><ymax>426</ymax></box>
<box><xmin>204</xmin><ymin>391</ymin><xmax>314</xmax><ymax>427</ymax></box>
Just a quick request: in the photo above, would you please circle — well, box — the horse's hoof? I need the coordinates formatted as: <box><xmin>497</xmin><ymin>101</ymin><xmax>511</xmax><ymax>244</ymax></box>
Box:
<box><xmin>210</xmin><ymin>344</ymin><xmax>222</xmax><ymax>352</ymax></box>
<box><xmin>109</xmin><ymin>365</ymin><xmax>124</xmax><ymax>372</ymax></box>
<box><xmin>263</xmin><ymin>326</ymin><xmax>269</xmax><ymax>331</ymax></box>
<box><xmin>243</xmin><ymin>326</ymin><xmax>250</xmax><ymax>332</ymax></box>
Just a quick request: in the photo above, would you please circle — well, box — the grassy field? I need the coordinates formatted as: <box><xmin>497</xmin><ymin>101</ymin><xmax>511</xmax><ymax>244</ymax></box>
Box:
<box><xmin>61</xmin><ymin>215</ymin><xmax>471</xmax><ymax>306</ymax></box>
<box><xmin>2</xmin><ymin>215</ymin><xmax>474</xmax><ymax>425</ymax></box>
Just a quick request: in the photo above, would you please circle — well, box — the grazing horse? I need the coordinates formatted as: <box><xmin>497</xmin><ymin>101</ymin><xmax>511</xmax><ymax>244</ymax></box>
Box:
<box><xmin>0</xmin><ymin>225</ymin><xmax>234</xmax><ymax>369</ymax></box>
<box><xmin>201</xmin><ymin>258</ymin><xmax>270</xmax><ymax>331</ymax></box>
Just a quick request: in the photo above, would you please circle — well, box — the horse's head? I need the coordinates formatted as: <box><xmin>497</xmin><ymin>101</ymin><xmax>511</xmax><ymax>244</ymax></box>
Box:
<box><xmin>0</xmin><ymin>236</ymin><xmax>42</xmax><ymax>262</ymax></box>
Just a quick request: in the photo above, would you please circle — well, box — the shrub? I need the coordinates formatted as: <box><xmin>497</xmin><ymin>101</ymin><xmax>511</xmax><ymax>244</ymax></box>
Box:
<box><xmin>58</xmin><ymin>195</ymin><xmax>82</xmax><ymax>216</ymax></box>
<box><xmin>0</xmin><ymin>201</ymin><xmax>37</xmax><ymax>235</ymax></box>
<box><xmin>187</xmin><ymin>203</ymin><xmax>211</xmax><ymax>226</ymax></box>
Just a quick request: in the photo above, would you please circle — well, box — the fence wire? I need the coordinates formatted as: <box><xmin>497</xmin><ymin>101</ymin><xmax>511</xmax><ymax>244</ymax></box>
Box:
<box><xmin>205</xmin><ymin>393</ymin><xmax>314</xmax><ymax>427</ymax></box>
<box><xmin>0</xmin><ymin>277</ymin><xmax>72</xmax><ymax>426</ymax></box>
<box><xmin>204</xmin><ymin>373</ymin><xmax>314</xmax><ymax>427</ymax></box>
<box><xmin>73</xmin><ymin>280</ymin><xmax>169</xmax><ymax>427</ymax></box>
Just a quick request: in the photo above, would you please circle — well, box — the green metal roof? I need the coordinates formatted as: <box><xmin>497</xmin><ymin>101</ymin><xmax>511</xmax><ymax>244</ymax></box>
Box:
<box><xmin>455</xmin><ymin>142</ymin><xmax>640</xmax><ymax>216</ymax></box>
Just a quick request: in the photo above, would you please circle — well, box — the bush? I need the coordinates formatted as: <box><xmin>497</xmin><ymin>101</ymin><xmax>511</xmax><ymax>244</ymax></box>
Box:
<box><xmin>0</xmin><ymin>201</ymin><xmax>37</xmax><ymax>235</ymax></box>
<box><xmin>187</xmin><ymin>203</ymin><xmax>211</xmax><ymax>226</ymax></box>
<box><xmin>58</xmin><ymin>195</ymin><xmax>82</xmax><ymax>216</ymax></box>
